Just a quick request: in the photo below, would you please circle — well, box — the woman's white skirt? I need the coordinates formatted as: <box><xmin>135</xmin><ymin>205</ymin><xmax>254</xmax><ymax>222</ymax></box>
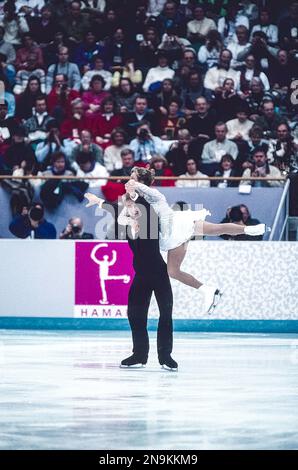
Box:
<box><xmin>160</xmin><ymin>209</ymin><xmax>211</xmax><ymax>252</ymax></box>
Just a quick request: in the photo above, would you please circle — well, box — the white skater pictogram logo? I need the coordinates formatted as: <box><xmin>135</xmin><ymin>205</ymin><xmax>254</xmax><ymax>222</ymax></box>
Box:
<box><xmin>90</xmin><ymin>243</ymin><xmax>130</xmax><ymax>305</ymax></box>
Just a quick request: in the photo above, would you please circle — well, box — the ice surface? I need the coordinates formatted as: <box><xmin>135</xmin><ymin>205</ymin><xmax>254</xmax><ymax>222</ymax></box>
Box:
<box><xmin>0</xmin><ymin>330</ymin><xmax>297</xmax><ymax>450</ymax></box>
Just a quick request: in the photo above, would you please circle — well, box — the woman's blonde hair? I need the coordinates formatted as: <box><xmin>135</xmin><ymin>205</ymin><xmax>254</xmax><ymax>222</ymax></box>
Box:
<box><xmin>131</xmin><ymin>166</ymin><xmax>155</xmax><ymax>186</ymax></box>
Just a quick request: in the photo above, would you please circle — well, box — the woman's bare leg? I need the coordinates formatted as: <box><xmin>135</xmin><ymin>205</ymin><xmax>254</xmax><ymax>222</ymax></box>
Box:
<box><xmin>167</xmin><ymin>243</ymin><xmax>203</xmax><ymax>289</ymax></box>
<box><xmin>194</xmin><ymin>221</ymin><xmax>245</xmax><ymax>237</ymax></box>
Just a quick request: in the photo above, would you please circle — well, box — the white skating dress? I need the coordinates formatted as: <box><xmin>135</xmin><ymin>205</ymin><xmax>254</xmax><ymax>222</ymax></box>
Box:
<box><xmin>119</xmin><ymin>182</ymin><xmax>210</xmax><ymax>252</ymax></box>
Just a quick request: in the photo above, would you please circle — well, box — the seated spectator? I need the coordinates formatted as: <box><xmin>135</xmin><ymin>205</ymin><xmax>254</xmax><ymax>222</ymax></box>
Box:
<box><xmin>40</xmin><ymin>152</ymin><xmax>86</xmax><ymax>209</ymax></box>
<box><xmin>219</xmin><ymin>205</ymin><xmax>263</xmax><ymax>241</ymax></box>
<box><xmin>129</xmin><ymin>121</ymin><xmax>168</xmax><ymax>162</ymax></box>
<box><xmin>149</xmin><ymin>155</ymin><xmax>175</xmax><ymax>187</ymax></box>
<box><xmin>3</xmin><ymin>126</ymin><xmax>36</xmax><ymax>175</ymax></box>
<box><xmin>47</xmin><ymin>73</ymin><xmax>81</xmax><ymax>124</ymax></box>
<box><xmin>213</xmin><ymin>78</ymin><xmax>243</xmax><ymax>122</ymax></box>
<box><xmin>179</xmin><ymin>49</ymin><xmax>201</xmax><ymax>74</ymax></box>
<box><xmin>198</xmin><ymin>30</ymin><xmax>222</xmax><ymax>70</ymax></box>
<box><xmin>187</xmin><ymin>5</ymin><xmax>216</xmax><ymax>45</ymax></box>
<box><xmin>246</xmin><ymin>77</ymin><xmax>267</xmax><ymax>120</ymax></box>
<box><xmin>241</xmin><ymin>146</ymin><xmax>284</xmax><ymax>187</ymax></box>
<box><xmin>213</xmin><ymin>154</ymin><xmax>240</xmax><ymax>188</ymax></box>
<box><xmin>150</xmin><ymin>78</ymin><xmax>178</xmax><ymax>115</ymax></box>
<box><xmin>27</xmin><ymin>5</ymin><xmax>57</xmax><ymax>47</ymax></box>
<box><xmin>239</xmin><ymin>54</ymin><xmax>270</xmax><ymax>95</ymax></box>
<box><xmin>71</xmin><ymin>129</ymin><xmax>104</xmax><ymax>167</ymax></box>
<box><xmin>82</xmin><ymin>75</ymin><xmax>110</xmax><ymax>115</ymax></box>
<box><xmin>72</xmin><ymin>151</ymin><xmax>108</xmax><ymax>189</ymax></box>
<box><xmin>249</xmin><ymin>31</ymin><xmax>278</xmax><ymax>73</ymax></box>
<box><xmin>204</xmin><ymin>49</ymin><xmax>241</xmax><ymax>99</ymax></box>
<box><xmin>24</xmin><ymin>95</ymin><xmax>54</xmax><ymax>145</ymax></box>
<box><xmin>73</xmin><ymin>30</ymin><xmax>106</xmax><ymax>72</ymax></box>
<box><xmin>46</xmin><ymin>46</ymin><xmax>81</xmax><ymax>94</ymax></box>
<box><xmin>270</xmin><ymin>49</ymin><xmax>297</xmax><ymax>94</ymax></box>
<box><xmin>1</xmin><ymin>123</ymin><xmax>38</xmax><ymax>215</ymax></box>
<box><xmin>267</xmin><ymin>122</ymin><xmax>298</xmax><ymax>174</ymax></box>
<box><xmin>217</xmin><ymin>1</ymin><xmax>249</xmax><ymax>46</ymax></box>
<box><xmin>60</xmin><ymin>98</ymin><xmax>92</xmax><ymax>142</ymax></box>
<box><xmin>255</xmin><ymin>100</ymin><xmax>287</xmax><ymax>139</ymax></box>
<box><xmin>250</xmin><ymin>8</ymin><xmax>278</xmax><ymax>46</ymax></box>
<box><xmin>15</xmin><ymin>33</ymin><xmax>44</xmax><ymax>73</ymax></box>
<box><xmin>92</xmin><ymin>97</ymin><xmax>123</xmax><ymax>147</ymax></box>
<box><xmin>186</xmin><ymin>96</ymin><xmax>217</xmax><ymax>140</ymax></box>
<box><xmin>101</xmin><ymin>148</ymin><xmax>135</xmax><ymax>202</ymax></box>
<box><xmin>9</xmin><ymin>203</ymin><xmax>57</xmax><ymax>239</ymax></box>
<box><xmin>278</xmin><ymin>0</ymin><xmax>298</xmax><ymax>51</ymax></box>
<box><xmin>81</xmin><ymin>55</ymin><xmax>112</xmax><ymax>91</ymax></box>
<box><xmin>156</xmin><ymin>0</ymin><xmax>186</xmax><ymax>38</ymax></box>
<box><xmin>59</xmin><ymin>217</ymin><xmax>94</xmax><ymax>240</ymax></box>
<box><xmin>181</xmin><ymin>70</ymin><xmax>205</xmax><ymax>115</ymax></box>
<box><xmin>15</xmin><ymin>75</ymin><xmax>42</xmax><ymax>120</ymax></box>
<box><xmin>58</xmin><ymin>0</ymin><xmax>91</xmax><ymax>46</ymax></box>
<box><xmin>200</xmin><ymin>122</ymin><xmax>239</xmax><ymax>176</ymax></box>
<box><xmin>135</xmin><ymin>25</ymin><xmax>160</xmax><ymax>73</ymax></box>
<box><xmin>157</xmin><ymin>25</ymin><xmax>190</xmax><ymax>64</ymax></box>
<box><xmin>104</xmin><ymin>128</ymin><xmax>129</xmax><ymax>173</ymax></box>
<box><xmin>176</xmin><ymin>157</ymin><xmax>210</xmax><ymax>188</ymax></box>
<box><xmin>160</xmin><ymin>98</ymin><xmax>185</xmax><ymax>140</ymax></box>
<box><xmin>104</xmin><ymin>27</ymin><xmax>135</xmax><ymax>71</ymax></box>
<box><xmin>165</xmin><ymin>128</ymin><xmax>198</xmax><ymax>176</ymax></box>
<box><xmin>247</xmin><ymin>126</ymin><xmax>269</xmax><ymax>155</ymax></box>
<box><xmin>110</xmin><ymin>149</ymin><xmax>135</xmax><ymax>182</ymax></box>
<box><xmin>35</xmin><ymin>120</ymin><xmax>72</xmax><ymax>171</ymax></box>
<box><xmin>227</xmin><ymin>25</ymin><xmax>251</xmax><ymax>69</ymax></box>
<box><xmin>142</xmin><ymin>51</ymin><xmax>175</xmax><ymax>93</ymax></box>
<box><xmin>0</xmin><ymin>1</ymin><xmax>29</xmax><ymax>46</ymax></box>
<box><xmin>124</xmin><ymin>95</ymin><xmax>158</xmax><ymax>139</ymax></box>
<box><xmin>0</xmin><ymin>25</ymin><xmax>16</xmax><ymax>66</ymax></box>
<box><xmin>226</xmin><ymin>105</ymin><xmax>254</xmax><ymax>142</ymax></box>
<box><xmin>114</xmin><ymin>78</ymin><xmax>140</xmax><ymax>114</ymax></box>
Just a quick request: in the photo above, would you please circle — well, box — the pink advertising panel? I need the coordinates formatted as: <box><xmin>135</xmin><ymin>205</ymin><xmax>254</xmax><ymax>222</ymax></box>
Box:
<box><xmin>74</xmin><ymin>241</ymin><xmax>134</xmax><ymax>318</ymax></box>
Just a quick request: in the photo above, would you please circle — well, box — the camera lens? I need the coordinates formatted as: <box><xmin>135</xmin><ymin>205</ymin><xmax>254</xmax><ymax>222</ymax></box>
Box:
<box><xmin>72</xmin><ymin>224</ymin><xmax>81</xmax><ymax>234</ymax></box>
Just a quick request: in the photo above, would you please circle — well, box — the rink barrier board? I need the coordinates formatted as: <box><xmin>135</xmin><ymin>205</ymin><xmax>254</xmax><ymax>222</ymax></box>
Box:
<box><xmin>0</xmin><ymin>318</ymin><xmax>298</xmax><ymax>333</ymax></box>
<box><xmin>1</xmin><ymin>240</ymin><xmax>298</xmax><ymax>331</ymax></box>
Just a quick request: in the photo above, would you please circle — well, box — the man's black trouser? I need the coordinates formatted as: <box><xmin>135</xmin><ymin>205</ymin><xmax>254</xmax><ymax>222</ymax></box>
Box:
<box><xmin>127</xmin><ymin>272</ymin><xmax>173</xmax><ymax>361</ymax></box>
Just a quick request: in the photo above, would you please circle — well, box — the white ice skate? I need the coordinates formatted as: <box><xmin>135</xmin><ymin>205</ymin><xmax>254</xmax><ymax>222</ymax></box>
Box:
<box><xmin>244</xmin><ymin>224</ymin><xmax>271</xmax><ymax>237</ymax></box>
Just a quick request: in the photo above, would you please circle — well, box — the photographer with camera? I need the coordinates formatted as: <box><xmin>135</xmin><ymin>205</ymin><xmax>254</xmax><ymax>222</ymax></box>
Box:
<box><xmin>255</xmin><ymin>100</ymin><xmax>287</xmax><ymax>139</ymax></box>
<box><xmin>59</xmin><ymin>217</ymin><xmax>93</xmax><ymax>239</ymax></box>
<box><xmin>267</xmin><ymin>122</ymin><xmax>298</xmax><ymax>174</ymax></box>
<box><xmin>35</xmin><ymin>120</ymin><xmax>71</xmax><ymax>171</ymax></box>
<box><xmin>241</xmin><ymin>146</ymin><xmax>283</xmax><ymax>187</ymax></box>
<box><xmin>47</xmin><ymin>74</ymin><xmax>81</xmax><ymax>124</ymax></box>
<box><xmin>9</xmin><ymin>202</ymin><xmax>56</xmax><ymax>239</ymax></box>
<box><xmin>129</xmin><ymin>121</ymin><xmax>168</xmax><ymax>162</ymax></box>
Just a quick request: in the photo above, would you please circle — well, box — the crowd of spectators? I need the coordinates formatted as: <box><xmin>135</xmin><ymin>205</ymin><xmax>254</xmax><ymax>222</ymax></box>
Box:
<box><xmin>0</xmin><ymin>0</ymin><xmax>297</xmax><ymax>238</ymax></box>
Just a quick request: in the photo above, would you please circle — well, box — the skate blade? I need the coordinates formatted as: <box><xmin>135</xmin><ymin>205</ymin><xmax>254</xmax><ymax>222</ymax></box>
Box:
<box><xmin>120</xmin><ymin>363</ymin><xmax>146</xmax><ymax>369</ymax></box>
<box><xmin>207</xmin><ymin>289</ymin><xmax>224</xmax><ymax>315</ymax></box>
<box><xmin>161</xmin><ymin>365</ymin><xmax>178</xmax><ymax>371</ymax></box>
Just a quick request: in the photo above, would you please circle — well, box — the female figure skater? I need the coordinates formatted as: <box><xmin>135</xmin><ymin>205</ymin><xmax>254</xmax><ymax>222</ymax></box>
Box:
<box><xmin>85</xmin><ymin>167</ymin><xmax>268</xmax><ymax>313</ymax></box>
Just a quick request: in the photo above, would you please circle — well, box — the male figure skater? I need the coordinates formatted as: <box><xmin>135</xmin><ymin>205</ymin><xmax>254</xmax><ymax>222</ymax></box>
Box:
<box><xmin>85</xmin><ymin>190</ymin><xmax>177</xmax><ymax>370</ymax></box>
